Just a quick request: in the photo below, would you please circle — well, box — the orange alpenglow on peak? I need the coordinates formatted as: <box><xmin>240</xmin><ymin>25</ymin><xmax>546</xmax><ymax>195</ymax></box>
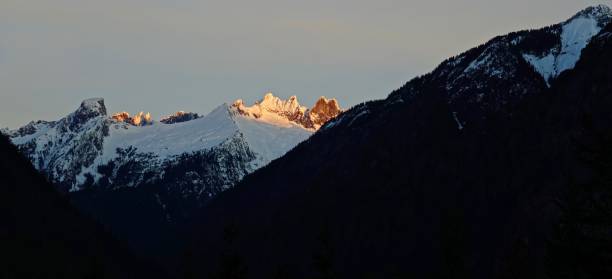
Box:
<box><xmin>231</xmin><ymin>92</ymin><xmax>343</xmax><ymax>130</ymax></box>
<box><xmin>111</xmin><ymin>112</ymin><xmax>131</xmax><ymax>122</ymax></box>
<box><xmin>111</xmin><ymin>111</ymin><xmax>153</xmax><ymax>126</ymax></box>
<box><xmin>306</xmin><ymin>96</ymin><xmax>342</xmax><ymax>129</ymax></box>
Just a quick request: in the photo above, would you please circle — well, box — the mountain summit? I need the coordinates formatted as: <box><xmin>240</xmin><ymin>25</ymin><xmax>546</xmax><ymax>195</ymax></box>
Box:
<box><xmin>8</xmin><ymin>93</ymin><xmax>342</xmax><ymax>193</ymax></box>
<box><xmin>232</xmin><ymin>92</ymin><xmax>342</xmax><ymax>130</ymax></box>
<box><xmin>520</xmin><ymin>4</ymin><xmax>612</xmax><ymax>84</ymax></box>
<box><xmin>571</xmin><ymin>4</ymin><xmax>612</xmax><ymax>22</ymax></box>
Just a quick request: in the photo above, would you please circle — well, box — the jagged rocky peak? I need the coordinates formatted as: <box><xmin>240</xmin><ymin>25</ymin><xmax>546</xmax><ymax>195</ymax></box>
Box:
<box><xmin>232</xmin><ymin>92</ymin><xmax>306</xmax><ymax>121</ymax></box>
<box><xmin>258</xmin><ymin>93</ymin><xmax>305</xmax><ymax>116</ymax></box>
<box><xmin>231</xmin><ymin>92</ymin><xmax>343</xmax><ymax>130</ymax></box>
<box><xmin>66</xmin><ymin>98</ymin><xmax>107</xmax><ymax>129</ymax></box>
<box><xmin>160</xmin><ymin>111</ymin><xmax>200</xmax><ymax>124</ymax></box>
<box><xmin>73</xmin><ymin>98</ymin><xmax>107</xmax><ymax>120</ymax></box>
<box><xmin>111</xmin><ymin>111</ymin><xmax>153</xmax><ymax>126</ymax></box>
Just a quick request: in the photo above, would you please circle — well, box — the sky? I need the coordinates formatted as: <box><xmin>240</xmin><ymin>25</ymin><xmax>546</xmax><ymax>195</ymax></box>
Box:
<box><xmin>1</xmin><ymin>0</ymin><xmax>611</xmax><ymax>128</ymax></box>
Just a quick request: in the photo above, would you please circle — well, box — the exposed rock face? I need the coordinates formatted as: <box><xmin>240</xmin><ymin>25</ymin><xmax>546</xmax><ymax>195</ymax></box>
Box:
<box><xmin>111</xmin><ymin>112</ymin><xmax>130</xmax><ymax>122</ymax></box>
<box><xmin>9</xmin><ymin>99</ymin><xmax>109</xmax><ymax>192</ymax></box>
<box><xmin>232</xmin><ymin>92</ymin><xmax>343</xmax><ymax>130</ymax></box>
<box><xmin>111</xmin><ymin>111</ymin><xmax>153</xmax><ymax>126</ymax></box>
<box><xmin>76</xmin><ymin>98</ymin><xmax>107</xmax><ymax>119</ymax></box>
<box><xmin>303</xmin><ymin>97</ymin><xmax>343</xmax><ymax>129</ymax></box>
<box><xmin>160</xmin><ymin>111</ymin><xmax>200</xmax><ymax>124</ymax></box>
<box><xmin>69</xmin><ymin>98</ymin><xmax>107</xmax><ymax>131</ymax></box>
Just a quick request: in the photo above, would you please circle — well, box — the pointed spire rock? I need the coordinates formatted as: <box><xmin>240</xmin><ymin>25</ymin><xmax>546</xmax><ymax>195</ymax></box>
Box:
<box><xmin>67</xmin><ymin>98</ymin><xmax>107</xmax><ymax>130</ymax></box>
<box><xmin>77</xmin><ymin>98</ymin><xmax>107</xmax><ymax>118</ymax></box>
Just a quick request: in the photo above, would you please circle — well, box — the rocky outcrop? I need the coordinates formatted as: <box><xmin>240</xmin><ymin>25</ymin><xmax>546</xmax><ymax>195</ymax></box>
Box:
<box><xmin>303</xmin><ymin>97</ymin><xmax>342</xmax><ymax>129</ymax></box>
<box><xmin>111</xmin><ymin>111</ymin><xmax>153</xmax><ymax>126</ymax></box>
<box><xmin>160</xmin><ymin>111</ymin><xmax>200</xmax><ymax>124</ymax></box>
<box><xmin>111</xmin><ymin>112</ymin><xmax>131</xmax><ymax>122</ymax></box>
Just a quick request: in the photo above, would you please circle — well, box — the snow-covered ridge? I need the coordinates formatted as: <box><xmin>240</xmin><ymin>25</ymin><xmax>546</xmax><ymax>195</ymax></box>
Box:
<box><xmin>232</xmin><ymin>92</ymin><xmax>343</xmax><ymax>130</ymax></box>
<box><xmin>111</xmin><ymin>111</ymin><xmax>200</xmax><ymax>126</ymax></box>
<box><xmin>418</xmin><ymin>4</ymin><xmax>612</xmax><ymax>112</ymax></box>
<box><xmin>522</xmin><ymin>5</ymin><xmax>612</xmax><ymax>85</ymax></box>
<box><xmin>9</xmin><ymin>94</ymin><xmax>340</xmax><ymax>194</ymax></box>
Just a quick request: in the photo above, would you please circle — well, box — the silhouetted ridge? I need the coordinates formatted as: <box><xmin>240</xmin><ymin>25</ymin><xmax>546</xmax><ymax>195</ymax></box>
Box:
<box><xmin>0</xmin><ymin>133</ymin><xmax>164</xmax><ymax>279</ymax></box>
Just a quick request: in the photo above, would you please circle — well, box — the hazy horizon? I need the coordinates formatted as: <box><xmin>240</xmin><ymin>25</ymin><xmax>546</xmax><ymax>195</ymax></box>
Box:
<box><xmin>2</xmin><ymin>0</ymin><xmax>611</xmax><ymax>128</ymax></box>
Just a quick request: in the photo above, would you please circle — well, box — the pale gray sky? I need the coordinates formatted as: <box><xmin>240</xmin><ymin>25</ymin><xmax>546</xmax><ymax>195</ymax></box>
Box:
<box><xmin>1</xmin><ymin>0</ymin><xmax>611</xmax><ymax>128</ymax></box>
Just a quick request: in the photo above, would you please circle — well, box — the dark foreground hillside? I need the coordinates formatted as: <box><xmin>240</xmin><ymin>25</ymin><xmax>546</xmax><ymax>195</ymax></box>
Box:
<box><xmin>186</xmin><ymin>23</ymin><xmax>612</xmax><ymax>279</ymax></box>
<box><xmin>0</xmin><ymin>134</ymin><xmax>164</xmax><ymax>279</ymax></box>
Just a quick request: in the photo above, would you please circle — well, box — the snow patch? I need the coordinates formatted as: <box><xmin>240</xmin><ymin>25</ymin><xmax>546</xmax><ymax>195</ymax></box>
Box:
<box><xmin>453</xmin><ymin>112</ymin><xmax>464</xmax><ymax>130</ymax></box>
<box><xmin>523</xmin><ymin>16</ymin><xmax>602</xmax><ymax>85</ymax></box>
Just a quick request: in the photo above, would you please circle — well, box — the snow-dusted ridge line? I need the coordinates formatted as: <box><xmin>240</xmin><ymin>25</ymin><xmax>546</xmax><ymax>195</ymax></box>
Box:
<box><xmin>411</xmin><ymin>4</ymin><xmax>612</xmax><ymax>112</ymax></box>
<box><xmin>9</xmin><ymin>93</ymin><xmax>342</xmax><ymax>194</ymax></box>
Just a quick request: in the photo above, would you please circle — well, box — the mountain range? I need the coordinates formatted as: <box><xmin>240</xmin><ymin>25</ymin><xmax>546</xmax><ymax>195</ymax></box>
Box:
<box><xmin>7</xmin><ymin>93</ymin><xmax>341</xmax><ymax>260</ymax></box>
<box><xmin>8</xmin><ymin>93</ymin><xmax>341</xmax><ymax>194</ymax></box>
<box><xmin>3</xmin><ymin>4</ymin><xmax>612</xmax><ymax>279</ymax></box>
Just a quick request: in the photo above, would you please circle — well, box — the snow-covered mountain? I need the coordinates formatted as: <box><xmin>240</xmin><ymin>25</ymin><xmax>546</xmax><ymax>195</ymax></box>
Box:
<box><xmin>8</xmin><ymin>93</ymin><xmax>342</xmax><ymax>196</ymax></box>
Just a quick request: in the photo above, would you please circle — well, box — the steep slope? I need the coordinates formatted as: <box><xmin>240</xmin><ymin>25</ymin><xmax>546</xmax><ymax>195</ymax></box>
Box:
<box><xmin>188</xmin><ymin>7</ymin><xmax>612</xmax><ymax>279</ymax></box>
<box><xmin>9</xmin><ymin>98</ymin><xmax>109</xmax><ymax>193</ymax></box>
<box><xmin>0</xmin><ymin>134</ymin><xmax>163</xmax><ymax>279</ymax></box>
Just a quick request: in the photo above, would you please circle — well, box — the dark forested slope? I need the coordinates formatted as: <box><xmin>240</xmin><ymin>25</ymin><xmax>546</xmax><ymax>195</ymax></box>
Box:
<box><xmin>187</xmin><ymin>21</ymin><xmax>612</xmax><ymax>279</ymax></box>
<box><xmin>0</xmin><ymin>134</ymin><xmax>164</xmax><ymax>279</ymax></box>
